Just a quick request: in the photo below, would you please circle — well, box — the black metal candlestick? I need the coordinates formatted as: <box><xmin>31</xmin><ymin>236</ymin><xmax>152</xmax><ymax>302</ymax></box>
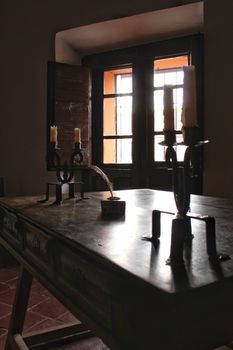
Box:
<box><xmin>45</xmin><ymin>142</ymin><xmax>84</xmax><ymax>204</ymax></box>
<box><xmin>143</xmin><ymin>127</ymin><xmax>229</xmax><ymax>266</ymax></box>
<box><xmin>164</xmin><ymin>127</ymin><xmax>201</xmax><ymax>216</ymax></box>
<box><xmin>163</xmin><ymin>127</ymin><xmax>205</xmax><ymax>264</ymax></box>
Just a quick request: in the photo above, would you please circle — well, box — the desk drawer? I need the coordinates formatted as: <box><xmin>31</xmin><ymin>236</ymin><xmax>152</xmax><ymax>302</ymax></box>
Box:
<box><xmin>22</xmin><ymin>221</ymin><xmax>54</xmax><ymax>276</ymax></box>
<box><xmin>56</xmin><ymin>245</ymin><xmax>112</xmax><ymax>330</ymax></box>
<box><xmin>0</xmin><ymin>207</ymin><xmax>23</xmax><ymax>249</ymax></box>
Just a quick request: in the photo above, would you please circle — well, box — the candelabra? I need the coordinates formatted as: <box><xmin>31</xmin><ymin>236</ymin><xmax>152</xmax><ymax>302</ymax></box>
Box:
<box><xmin>163</xmin><ymin>127</ymin><xmax>202</xmax><ymax>217</ymax></box>
<box><xmin>45</xmin><ymin>142</ymin><xmax>84</xmax><ymax>204</ymax></box>
<box><xmin>143</xmin><ymin>127</ymin><xmax>229</xmax><ymax>266</ymax></box>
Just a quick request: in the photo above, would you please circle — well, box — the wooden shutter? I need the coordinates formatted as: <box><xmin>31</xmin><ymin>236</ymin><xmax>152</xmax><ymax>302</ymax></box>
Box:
<box><xmin>47</xmin><ymin>62</ymin><xmax>91</xmax><ymax>169</ymax></box>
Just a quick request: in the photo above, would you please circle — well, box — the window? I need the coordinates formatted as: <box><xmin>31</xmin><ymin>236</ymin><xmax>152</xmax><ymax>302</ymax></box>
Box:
<box><xmin>103</xmin><ymin>67</ymin><xmax>133</xmax><ymax>164</ymax></box>
<box><xmin>102</xmin><ymin>55</ymin><xmax>190</xmax><ymax>164</ymax></box>
<box><xmin>84</xmin><ymin>34</ymin><xmax>203</xmax><ymax>192</ymax></box>
<box><xmin>153</xmin><ymin>55</ymin><xmax>189</xmax><ymax>162</ymax></box>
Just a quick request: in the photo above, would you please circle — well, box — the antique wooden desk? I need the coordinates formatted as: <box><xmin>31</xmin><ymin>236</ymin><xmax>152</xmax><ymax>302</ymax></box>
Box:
<box><xmin>1</xmin><ymin>189</ymin><xmax>233</xmax><ymax>350</ymax></box>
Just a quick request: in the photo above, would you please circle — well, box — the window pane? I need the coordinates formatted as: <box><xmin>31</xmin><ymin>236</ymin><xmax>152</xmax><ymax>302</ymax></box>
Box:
<box><xmin>154</xmin><ymin>72</ymin><xmax>165</xmax><ymax>88</ymax></box>
<box><xmin>154</xmin><ymin>90</ymin><xmax>164</xmax><ymax>131</ymax></box>
<box><xmin>154</xmin><ymin>69</ymin><xmax>184</xmax><ymax>87</ymax></box>
<box><xmin>176</xmin><ymin>71</ymin><xmax>184</xmax><ymax>84</ymax></box>
<box><xmin>154</xmin><ymin>55</ymin><xmax>189</xmax><ymax>70</ymax></box>
<box><xmin>116</xmin><ymin>74</ymin><xmax>132</xmax><ymax>93</ymax></box>
<box><xmin>103</xmin><ymin>97</ymin><xmax>132</xmax><ymax>136</ymax></box>
<box><xmin>154</xmin><ymin>55</ymin><xmax>188</xmax><ymax>87</ymax></box>
<box><xmin>104</xmin><ymin>68</ymin><xmax>132</xmax><ymax>95</ymax></box>
<box><xmin>153</xmin><ymin>55</ymin><xmax>189</xmax><ymax>163</ymax></box>
<box><xmin>175</xmin><ymin>134</ymin><xmax>187</xmax><ymax>161</ymax></box>
<box><xmin>103</xmin><ymin>138</ymin><xmax>132</xmax><ymax>164</ymax></box>
<box><xmin>164</xmin><ymin>71</ymin><xmax>176</xmax><ymax>85</ymax></box>
<box><xmin>154</xmin><ymin>134</ymin><xmax>187</xmax><ymax>162</ymax></box>
<box><xmin>154</xmin><ymin>135</ymin><xmax>166</xmax><ymax>161</ymax></box>
<box><xmin>103</xmin><ymin>98</ymin><xmax>116</xmax><ymax>136</ymax></box>
<box><xmin>116</xmin><ymin>96</ymin><xmax>132</xmax><ymax>135</ymax></box>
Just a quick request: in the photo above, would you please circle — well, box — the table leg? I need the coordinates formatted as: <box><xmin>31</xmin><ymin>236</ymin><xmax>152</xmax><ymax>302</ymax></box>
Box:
<box><xmin>4</xmin><ymin>266</ymin><xmax>93</xmax><ymax>350</ymax></box>
<box><xmin>5</xmin><ymin>266</ymin><xmax>32</xmax><ymax>350</ymax></box>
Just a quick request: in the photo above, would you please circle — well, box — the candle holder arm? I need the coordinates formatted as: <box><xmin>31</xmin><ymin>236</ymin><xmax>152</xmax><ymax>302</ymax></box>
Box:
<box><xmin>43</xmin><ymin>142</ymin><xmax>85</xmax><ymax>204</ymax></box>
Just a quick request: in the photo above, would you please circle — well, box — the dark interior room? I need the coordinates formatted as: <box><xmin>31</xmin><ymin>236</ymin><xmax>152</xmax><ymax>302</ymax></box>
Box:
<box><xmin>1</xmin><ymin>1</ymin><xmax>233</xmax><ymax>349</ymax></box>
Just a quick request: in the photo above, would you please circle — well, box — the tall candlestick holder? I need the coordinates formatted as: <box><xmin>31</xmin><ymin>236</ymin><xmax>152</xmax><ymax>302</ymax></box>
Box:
<box><xmin>45</xmin><ymin>142</ymin><xmax>84</xmax><ymax>204</ymax></box>
<box><xmin>143</xmin><ymin>127</ymin><xmax>229</xmax><ymax>266</ymax></box>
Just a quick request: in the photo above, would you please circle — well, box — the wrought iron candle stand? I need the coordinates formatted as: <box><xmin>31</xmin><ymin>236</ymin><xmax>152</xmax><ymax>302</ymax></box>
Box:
<box><xmin>143</xmin><ymin>127</ymin><xmax>229</xmax><ymax>266</ymax></box>
<box><xmin>45</xmin><ymin>142</ymin><xmax>84</xmax><ymax>204</ymax></box>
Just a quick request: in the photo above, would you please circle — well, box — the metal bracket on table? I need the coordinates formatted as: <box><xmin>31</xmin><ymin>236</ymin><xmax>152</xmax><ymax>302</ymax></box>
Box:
<box><xmin>142</xmin><ymin>209</ymin><xmax>230</xmax><ymax>266</ymax></box>
<box><xmin>44</xmin><ymin>181</ymin><xmax>85</xmax><ymax>205</ymax></box>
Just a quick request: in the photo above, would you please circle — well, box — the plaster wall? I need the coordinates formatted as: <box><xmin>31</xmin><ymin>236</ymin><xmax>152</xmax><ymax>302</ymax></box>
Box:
<box><xmin>2</xmin><ymin>0</ymin><xmax>180</xmax><ymax>196</ymax></box>
<box><xmin>203</xmin><ymin>0</ymin><xmax>233</xmax><ymax>197</ymax></box>
<box><xmin>0</xmin><ymin>0</ymin><xmax>227</xmax><ymax>197</ymax></box>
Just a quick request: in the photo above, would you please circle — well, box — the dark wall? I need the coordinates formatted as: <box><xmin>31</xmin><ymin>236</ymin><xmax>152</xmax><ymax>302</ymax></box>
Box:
<box><xmin>0</xmin><ymin>0</ymin><xmax>199</xmax><ymax>196</ymax></box>
<box><xmin>1</xmin><ymin>0</ymin><xmax>230</xmax><ymax>197</ymax></box>
<box><xmin>203</xmin><ymin>0</ymin><xmax>233</xmax><ymax>197</ymax></box>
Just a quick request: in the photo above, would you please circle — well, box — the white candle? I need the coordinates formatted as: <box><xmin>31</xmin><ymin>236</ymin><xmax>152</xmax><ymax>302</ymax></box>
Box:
<box><xmin>50</xmin><ymin>125</ymin><xmax>57</xmax><ymax>143</ymax></box>
<box><xmin>74</xmin><ymin>128</ymin><xmax>81</xmax><ymax>143</ymax></box>
<box><xmin>181</xmin><ymin>66</ymin><xmax>198</xmax><ymax>127</ymax></box>
<box><xmin>163</xmin><ymin>85</ymin><xmax>174</xmax><ymax>130</ymax></box>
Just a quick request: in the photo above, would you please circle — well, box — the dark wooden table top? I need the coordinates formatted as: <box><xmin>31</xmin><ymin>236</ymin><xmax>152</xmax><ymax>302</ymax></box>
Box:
<box><xmin>1</xmin><ymin>188</ymin><xmax>233</xmax><ymax>296</ymax></box>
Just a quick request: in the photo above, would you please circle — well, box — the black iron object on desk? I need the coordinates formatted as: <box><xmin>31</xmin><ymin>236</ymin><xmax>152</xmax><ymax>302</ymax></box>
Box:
<box><xmin>163</xmin><ymin>127</ymin><xmax>202</xmax><ymax>217</ymax></box>
<box><xmin>143</xmin><ymin>127</ymin><xmax>229</xmax><ymax>266</ymax></box>
<box><xmin>45</xmin><ymin>142</ymin><xmax>84</xmax><ymax>204</ymax></box>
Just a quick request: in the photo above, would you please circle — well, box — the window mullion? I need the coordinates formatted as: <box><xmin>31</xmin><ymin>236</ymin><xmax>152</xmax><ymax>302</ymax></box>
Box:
<box><xmin>102</xmin><ymin>66</ymin><xmax>133</xmax><ymax>164</ymax></box>
<box><xmin>132</xmin><ymin>58</ymin><xmax>153</xmax><ymax>186</ymax></box>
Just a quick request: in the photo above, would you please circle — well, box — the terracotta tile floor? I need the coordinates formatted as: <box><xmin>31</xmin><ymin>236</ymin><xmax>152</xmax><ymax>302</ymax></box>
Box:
<box><xmin>0</xmin><ymin>265</ymin><xmax>108</xmax><ymax>350</ymax></box>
